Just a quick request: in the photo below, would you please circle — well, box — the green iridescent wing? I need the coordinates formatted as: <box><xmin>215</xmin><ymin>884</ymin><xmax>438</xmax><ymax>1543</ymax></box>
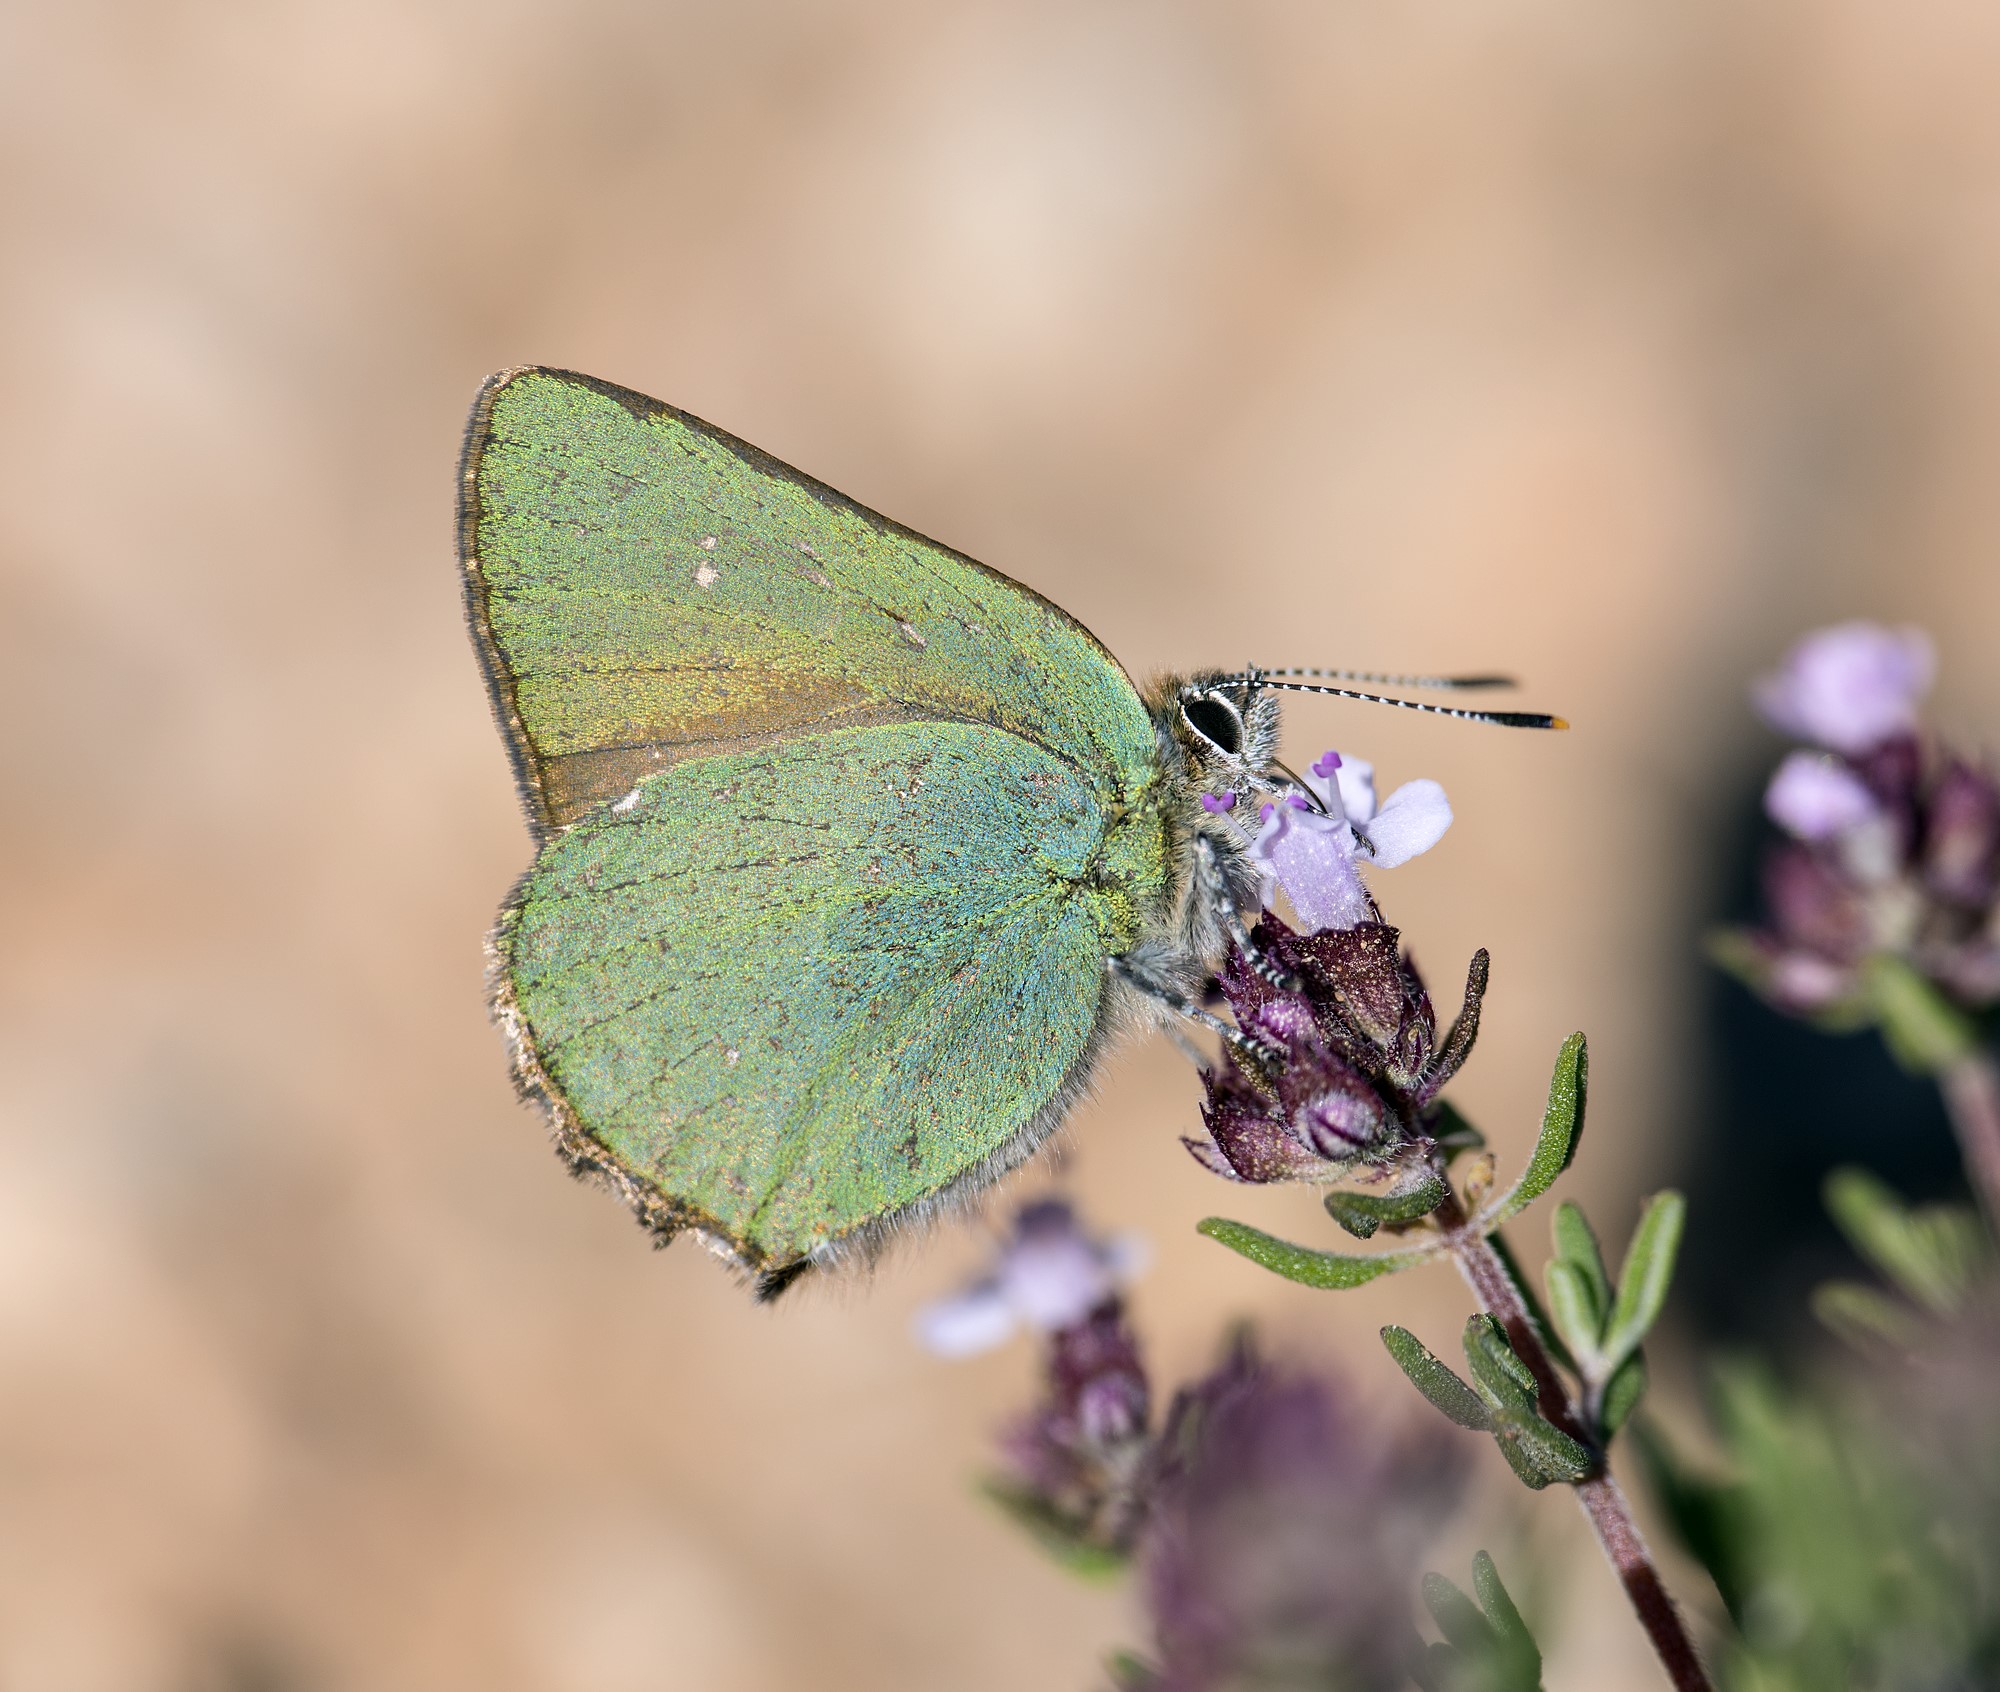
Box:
<box><xmin>460</xmin><ymin>368</ymin><xmax>1167</xmax><ymax>1280</ymax></box>
<box><xmin>461</xmin><ymin>367</ymin><xmax>1154</xmax><ymax>834</ymax></box>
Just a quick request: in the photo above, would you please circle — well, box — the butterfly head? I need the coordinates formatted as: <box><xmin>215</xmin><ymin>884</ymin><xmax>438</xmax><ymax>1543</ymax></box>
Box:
<box><xmin>1157</xmin><ymin>670</ymin><xmax>1287</xmax><ymax>808</ymax></box>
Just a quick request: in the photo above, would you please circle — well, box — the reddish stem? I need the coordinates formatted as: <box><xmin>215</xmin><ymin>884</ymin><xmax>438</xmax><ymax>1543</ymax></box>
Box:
<box><xmin>1432</xmin><ymin>1187</ymin><xmax>1715</xmax><ymax>1692</ymax></box>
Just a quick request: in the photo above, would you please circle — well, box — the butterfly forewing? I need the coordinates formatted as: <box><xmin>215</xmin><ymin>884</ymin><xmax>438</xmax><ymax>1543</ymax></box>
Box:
<box><xmin>461</xmin><ymin>367</ymin><xmax>1154</xmax><ymax>833</ymax></box>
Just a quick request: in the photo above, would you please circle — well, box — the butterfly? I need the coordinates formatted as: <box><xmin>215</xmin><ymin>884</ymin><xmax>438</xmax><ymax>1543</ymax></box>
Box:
<box><xmin>459</xmin><ymin>367</ymin><xmax>1554</xmax><ymax>1297</ymax></box>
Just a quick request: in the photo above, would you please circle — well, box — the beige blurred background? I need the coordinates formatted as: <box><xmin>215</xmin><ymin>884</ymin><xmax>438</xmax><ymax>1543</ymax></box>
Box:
<box><xmin>3</xmin><ymin>2</ymin><xmax>1999</xmax><ymax>1688</ymax></box>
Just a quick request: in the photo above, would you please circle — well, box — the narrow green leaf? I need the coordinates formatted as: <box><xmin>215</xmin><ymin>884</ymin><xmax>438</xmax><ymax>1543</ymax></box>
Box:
<box><xmin>1862</xmin><ymin>953</ymin><xmax>1978</xmax><ymax>1073</ymax></box>
<box><xmin>1823</xmin><ymin>1167</ymin><xmax>1984</xmax><ymax>1316</ymax></box>
<box><xmin>1543</xmin><ymin>1259</ymin><xmax>1604</xmax><ymax>1368</ymax></box>
<box><xmin>1382</xmin><ymin>1326</ymin><xmax>1493</xmax><ymax>1431</ymax></box>
<box><xmin>1196</xmin><ymin>1217</ymin><xmax>1442</xmax><ymax>1287</ymax></box>
<box><xmin>1493</xmin><ymin>1409</ymin><xmax>1595</xmax><ymax>1488</ymax></box>
<box><xmin>1409</xmin><ymin>1560</ymin><xmax>1547</xmax><ymax>1692</ymax></box>
<box><xmin>1481</xmin><ymin>1033</ymin><xmax>1588</xmax><ymax>1228</ymax></box>
<box><xmin>1487</xmin><ymin>1230</ymin><xmax>1578</xmax><ymax>1377</ymax></box>
<box><xmin>1421</xmin><ymin>1571</ymin><xmax>1492</xmax><ymax>1653</ymax></box>
<box><xmin>1602</xmin><ymin>1191</ymin><xmax>1685</xmax><ymax>1369</ymax></box>
<box><xmin>1462</xmin><ymin>1314</ymin><xmax>1538</xmax><ymax>1413</ymax></box>
<box><xmin>1470</xmin><ymin>1552</ymin><xmax>1538</xmax><ymax>1664</ymax></box>
<box><xmin>1323</xmin><ymin>1169</ymin><xmax>1447</xmax><ymax>1239</ymax></box>
<box><xmin>1551</xmin><ymin>1201</ymin><xmax>1611</xmax><ymax>1320</ymax></box>
<box><xmin>1599</xmin><ymin>1350</ymin><xmax>1647</xmax><ymax>1437</ymax></box>
<box><xmin>1811</xmin><ymin>1279</ymin><xmax>1919</xmax><ymax>1348</ymax></box>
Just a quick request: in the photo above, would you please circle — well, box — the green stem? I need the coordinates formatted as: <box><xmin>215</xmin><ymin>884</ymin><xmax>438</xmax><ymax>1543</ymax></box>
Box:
<box><xmin>1431</xmin><ymin>1184</ymin><xmax>1715</xmax><ymax>1692</ymax></box>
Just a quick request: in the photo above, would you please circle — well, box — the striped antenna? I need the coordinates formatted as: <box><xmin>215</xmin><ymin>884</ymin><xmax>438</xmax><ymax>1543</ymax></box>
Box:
<box><xmin>1260</xmin><ymin>667</ymin><xmax>1518</xmax><ymax>691</ymax></box>
<box><xmin>1229</xmin><ymin>674</ymin><xmax>1567</xmax><ymax>730</ymax></box>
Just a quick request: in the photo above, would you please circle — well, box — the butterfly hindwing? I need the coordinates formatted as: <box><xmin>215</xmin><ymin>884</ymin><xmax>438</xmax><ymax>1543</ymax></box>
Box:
<box><xmin>498</xmin><ymin>723</ymin><xmax>1123</xmax><ymax>1268</ymax></box>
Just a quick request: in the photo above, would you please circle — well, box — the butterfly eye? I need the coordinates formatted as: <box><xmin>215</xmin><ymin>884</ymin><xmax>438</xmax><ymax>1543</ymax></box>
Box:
<box><xmin>1182</xmin><ymin>690</ymin><xmax>1244</xmax><ymax>756</ymax></box>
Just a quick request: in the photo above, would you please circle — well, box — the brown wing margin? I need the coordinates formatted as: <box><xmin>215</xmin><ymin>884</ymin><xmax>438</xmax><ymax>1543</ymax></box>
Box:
<box><xmin>458</xmin><ymin>368</ymin><xmax>554</xmax><ymax>839</ymax></box>
<box><xmin>455</xmin><ymin>365</ymin><xmax>1140</xmax><ymax>844</ymax></box>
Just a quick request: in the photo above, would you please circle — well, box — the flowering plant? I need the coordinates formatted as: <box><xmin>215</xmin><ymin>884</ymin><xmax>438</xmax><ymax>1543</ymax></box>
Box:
<box><xmin>917</xmin><ymin>623</ymin><xmax>2000</xmax><ymax>1691</ymax></box>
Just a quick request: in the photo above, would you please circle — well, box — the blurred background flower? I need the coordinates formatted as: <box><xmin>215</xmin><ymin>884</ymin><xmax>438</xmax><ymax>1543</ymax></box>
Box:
<box><xmin>1717</xmin><ymin>621</ymin><xmax>2000</xmax><ymax>1028</ymax></box>
<box><xmin>915</xmin><ymin>1198</ymin><xmax>1148</xmax><ymax>1358</ymax></box>
<box><xmin>1128</xmin><ymin>1333</ymin><xmax>1466</xmax><ymax>1692</ymax></box>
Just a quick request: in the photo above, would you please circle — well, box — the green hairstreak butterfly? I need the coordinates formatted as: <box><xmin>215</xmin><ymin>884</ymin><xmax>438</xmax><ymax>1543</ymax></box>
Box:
<box><xmin>459</xmin><ymin>368</ymin><xmax>1556</xmax><ymax>1296</ymax></box>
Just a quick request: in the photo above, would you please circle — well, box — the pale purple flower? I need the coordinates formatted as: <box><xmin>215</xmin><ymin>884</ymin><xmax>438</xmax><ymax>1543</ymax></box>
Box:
<box><xmin>1187</xmin><ymin>918</ymin><xmax>1487</xmax><ymax>1185</ymax></box>
<box><xmin>1718</xmin><ymin>622</ymin><xmax>2000</xmax><ymax>1022</ymax></box>
<box><xmin>914</xmin><ymin>1199</ymin><xmax>1146</xmax><ymax>1357</ymax></box>
<box><xmin>1765</xmin><ymin>751</ymin><xmax>1882</xmax><ymax>841</ymax></box>
<box><xmin>1754</xmin><ymin>622</ymin><xmax>1935</xmax><ymax>755</ymax></box>
<box><xmin>1249</xmin><ymin>750</ymin><xmax>1452</xmax><ymax>931</ymax></box>
<box><xmin>1138</xmin><ymin>1335</ymin><xmax>1464</xmax><ymax>1692</ymax></box>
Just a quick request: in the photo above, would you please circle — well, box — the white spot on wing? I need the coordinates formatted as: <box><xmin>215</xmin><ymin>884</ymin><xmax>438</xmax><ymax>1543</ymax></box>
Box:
<box><xmin>694</xmin><ymin>563</ymin><xmax>720</xmax><ymax>588</ymax></box>
<box><xmin>898</xmin><ymin>620</ymin><xmax>927</xmax><ymax>648</ymax></box>
<box><xmin>698</xmin><ymin>535</ymin><xmax>718</xmax><ymax>550</ymax></box>
<box><xmin>611</xmin><ymin>787</ymin><xmax>643</xmax><ymax>814</ymax></box>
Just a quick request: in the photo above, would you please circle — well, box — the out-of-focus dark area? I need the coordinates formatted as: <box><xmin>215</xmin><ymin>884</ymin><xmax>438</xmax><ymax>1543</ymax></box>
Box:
<box><xmin>3</xmin><ymin>3</ymin><xmax>1999</xmax><ymax>1688</ymax></box>
<box><xmin>1683</xmin><ymin>790</ymin><xmax>1965</xmax><ymax>1352</ymax></box>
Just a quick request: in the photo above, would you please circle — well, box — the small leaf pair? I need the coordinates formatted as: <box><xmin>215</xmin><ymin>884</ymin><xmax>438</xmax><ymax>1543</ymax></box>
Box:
<box><xmin>1411</xmin><ymin>1552</ymin><xmax>1545</xmax><ymax>1692</ymax></box>
<box><xmin>1542</xmin><ymin>1192</ymin><xmax>1685</xmax><ymax>1440</ymax></box>
<box><xmin>1812</xmin><ymin>1166</ymin><xmax>1987</xmax><ymax>1345</ymax></box>
<box><xmin>1382</xmin><ymin>1317</ymin><xmax>1593</xmax><ymax>1490</ymax></box>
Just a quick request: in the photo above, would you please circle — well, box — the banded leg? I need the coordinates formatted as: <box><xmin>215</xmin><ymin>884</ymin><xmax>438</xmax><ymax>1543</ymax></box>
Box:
<box><xmin>1193</xmin><ymin>834</ymin><xmax>1301</xmax><ymax>993</ymax></box>
<box><xmin>1108</xmin><ymin>955</ymin><xmax>1283</xmax><ymax>1068</ymax></box>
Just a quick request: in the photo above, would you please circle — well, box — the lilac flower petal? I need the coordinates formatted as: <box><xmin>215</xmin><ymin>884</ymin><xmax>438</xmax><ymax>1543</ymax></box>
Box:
<box><xmin>918</xmin><ymin>1199</ymin><xmax>1143</xmax><ymax>1356</ymax></box>
<box><xmin>1764</xmin><ymin>752</ymin><xmax>1881</xmax><ymax>841</ymax></box>
<box><xmin>913</xmin><ymin>1282</ymin><xmax>1017</xmax><ymax>1356</ymax></box>
<box><xmin>1001</xmin><ymin>1229</ymin><xmax>1118</xmax><ymax>1332</ymax></box>
<box><xmin>1753</xmin><ymin>622</ymin><xmax>1936</xmax><ymax>754</ymax></box>
<box><xmin>1261</xmin><ymin>813</ymin><xmax>1373</xmax><ymax>930</ymax></box>
<box><xmin>1358</xmin><ymin>779</ymin><xmax>1452</xmax><ymax>867</ymax></box>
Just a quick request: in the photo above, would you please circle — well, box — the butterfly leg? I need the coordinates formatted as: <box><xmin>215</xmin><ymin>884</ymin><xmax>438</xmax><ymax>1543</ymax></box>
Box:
<box><xmin>1108</xmin><ymin>954</ymin><xmax>1283</xmax><ymax>1067</ymax></box>
<box><xmin>1192</xmin><ymin>833</ymin><xmax>1301</xmax><ymax>993</ymax></box>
